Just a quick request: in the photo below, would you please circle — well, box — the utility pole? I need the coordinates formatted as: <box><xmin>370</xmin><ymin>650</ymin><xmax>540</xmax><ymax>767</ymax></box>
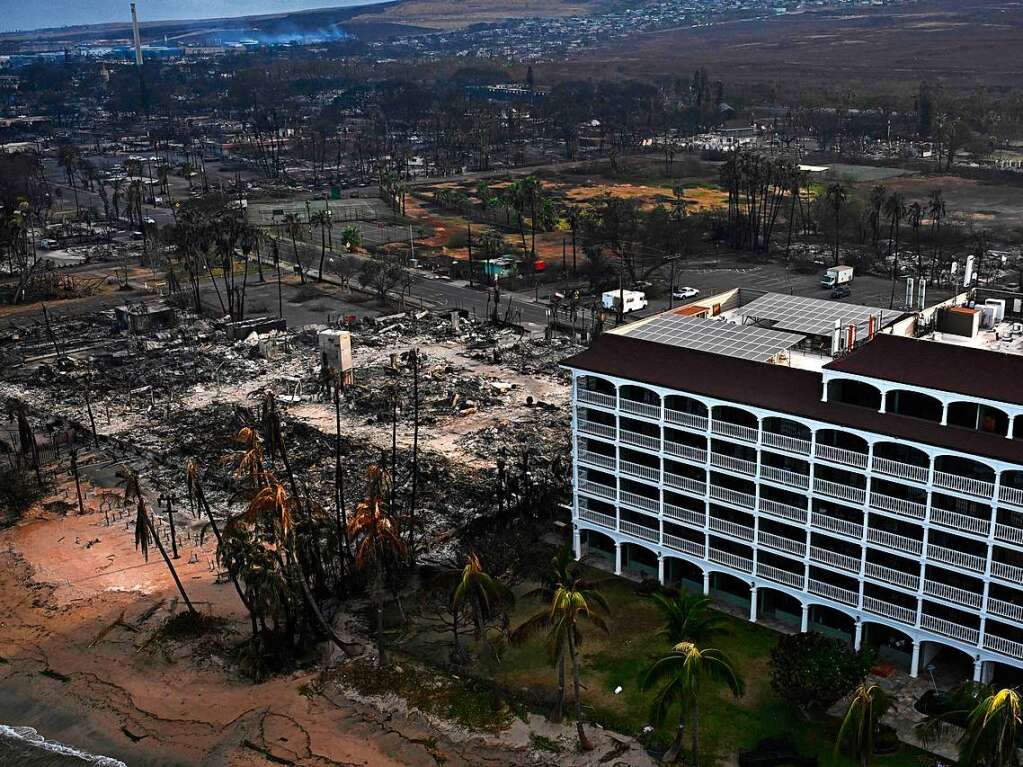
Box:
<box><xmin>69</xmin><ymin>446</ymin><xmax>85</xmax><ymax>515</ymax></box>
<box><xmin>159</xmin><ymin>492</ymin><xmax>179</xmax><ymax>559</ymax></box>
<box><xmin>130</xmin><ymin>3</ymin><xmax>147</xmax><ymax>115</ymax></box>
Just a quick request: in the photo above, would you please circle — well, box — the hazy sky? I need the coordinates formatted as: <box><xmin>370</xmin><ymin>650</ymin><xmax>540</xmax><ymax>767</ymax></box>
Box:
<box><xmin>1</xmin><ymin>1</ymin><xmax>385</xmax><ymax>33</ymax></box>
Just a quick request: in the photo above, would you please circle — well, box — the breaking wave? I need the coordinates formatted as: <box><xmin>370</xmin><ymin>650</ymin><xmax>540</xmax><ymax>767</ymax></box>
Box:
<box><xmin>0</xmin><ymin>725</ymin><xmax>127</xmax><ymax>767</ymax></box>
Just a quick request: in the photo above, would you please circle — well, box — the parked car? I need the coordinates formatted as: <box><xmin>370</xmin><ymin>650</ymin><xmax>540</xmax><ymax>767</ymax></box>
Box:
<box><xmin>672</xmin><ymin>286</ymin><xmax>700</xmax><ymax>300</ymax></box>
<box><xmin>831</xmin><ymin>285</ymin><xmax>851</xmax><ymax>299</ymax></box>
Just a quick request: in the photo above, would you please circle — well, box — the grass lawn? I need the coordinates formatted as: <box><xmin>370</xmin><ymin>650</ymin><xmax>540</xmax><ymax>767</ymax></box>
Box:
<box><xmin>489</xmin><ymin>568</ymin><xmax>933</xmax><ymax>767</ymax></box>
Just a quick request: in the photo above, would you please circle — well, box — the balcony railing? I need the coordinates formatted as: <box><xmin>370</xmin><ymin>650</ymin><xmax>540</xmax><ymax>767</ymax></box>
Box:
<box><xmin>709</xmin><ymin>485</ymin><xmax>756</xmax><ymax>510</ymax></box>
<box><xmin>761</xmin><ymin>431</ymin><xmax>811</xmax><ymax>455</ymax></box>
<box><xmin>921</xmin><ymin>614</ymin><xmax>979</xmax><ymax>646</ymax></box>
<box><xmin>620</xmin><ymin>519</ymin><xmax>659</xmax><ymax>543</ymax></box>
<box><xmin>865</xmin><ymin>562</ymin><xmax>920</xmax><ymax>591</ymax></box>
<box><xmin>620</xmin><ymin>460</ymin><xmax>660</xmax><ymax>483</ymax></box>
<box><xmin>665</xmin><ymin>410</ymin><xmax>708</xmax><ymax>431</ymax></box>
<box><xmin>814</xmin><ymin>478</ymin><xmax>867</xmax><ymax>505</ymax></box>
<box><xmin>991</xmin><ymin>561</ymin><xmax>1023</xmax><ymax>583</ymax></box>
<box><xmin>815</xmin><ymin>443</ymin><xmax>869</xmax><ymax>469</ymax></box>
<box><xmin>923</xmin><ymin>579</ymin><xmax>983</xmax><ymax>609</ymax></box>
<box><xmin>664</xmin><ymin>473</ymin><xmax>706</xmax><ymax>497</ymax></box>
<box><xmin>869</xmin><ymin>491</ymin><xmax>926</xmax><ymax>520</ymax></box>
<box><xmin>984</xmin><ymin>634</ymin><xmax>1023</xmax><ymax>660</ymax></box>
<box><xmin>810</xmin><ymin>546</ymin><xmax>860</xmax><ymax>573</ymax></box>
<box><xmin>757</xmin><ymin>562</ymin><xmax>805</xmax><ymax>589</ymax></box>
<box><xmin>664</xmin><ymin>442</ymin><xmax>707</xmax><ymax>464</ymax></box>
<box><xmin>620</xmin><ymin>490</ymin><xmax>660</xmax><ymax>514</ymax></box>
<box><xmin>811</xmin><ymin>512</ymin><xmax>863</xmax><ymax>539</ymax></box>
<box><xmin>579</xmin><ymin>507</ymin><xmax>616</xmax><ymax>529</ymax></box>
<box><xmin>999</xmin><ymin>485</ymin><xmax>1023</xmax><ymax>508</ymax></box>
<box><xmin>579</xmin><ymin>480</ymin><xmax>616</xmax><ymax>501</ymax></box>
<box><xmin>987</xmin><ymin>597</ymin><xmax>1023</xmax><ymax>624</ymax></box>
<box><xmin>577</xmin><ymin>389</ymin><xmax>616</xmax><ymax>409</ymax></box>
<box><xmin>761</xmin><ymin>465</ymin><xmax>810</xmax><ymax>490</ymax></box>
<box><xmin>709</xmin><ymin>516</ymin><xmax>755</xmax><ymax>542</ymax></box>
<box><xmin>927</xmin><ymin>544</ymin><xmax>986</xmax><ymax>574</ymax></box>
<box><xmin>760</xmin><ymin>498</ymin><xmax>808</xmax><ymax>525</ymax></box>
<box><xmin>578</xmin><ymin>450</ymin><xmax>616</xmax><ymax>471</ymax></box>
<box><xmin>867</xmin><ymin>528</ymin><xmax>923</xmax><ymax>556</ymax></box>
<box><xmin>863</xmin><ymin>595</ymin><xmax>916</xmax><ymax>626</ymax></box>
<box><xmin>663</xmin><ymin>504</ymin><xmax>705</xmax><ymax>528</ymax></box>
<box><xmin>663</xmin><ymin>533</ymin><xmax>705</xmax><ymax>558</ymax></box>
<box><xmin>578</xmin><ymin>419</ymin><xmax>616</xmax><ymax>440</ymax></box>
<box><xmin>933</xmin><ymin>471</ymin><xmax>995</xmax><ymax>499</ymax></box>
<box><xmin>620</xmin><ymin>430</ymin><xmax>660</xmax><ymax>451</ymax></box>
<box><xmin>759</xmin><ymin>530</ymin><xmax>807</xmax><ymax>557</ymax></box>
<box><xmin>872</xmin><ymin>456</ymin><xmax>929</xmax><ymax>483</ymax></box>
<box><xmin>930</xmin><ymin>507</ymin><xmax>990</xmax><ymax>537</ymax></box>
<box><xmin>710</xmin><ymin>452</ymin><xmax>756</xmax><ymax>475</ymax></box>
<box><xmin>808</xmin><ymin>578</ymin><xmax>858</xmax><ymax>606</ymax></box>
<box><xmin>994</xmin><ymin>523</ymin><xmax>1023</xmax><ymax>546</ymax></box>
<box><xmin>711</xmin><ymin>420</ymin><xmax>758</xmax><ymax>443</ymax></box>
<box><xmin>708</xmin><ymin>548</ymin><xmax>753</xmax><ymax>573</ymax></box>
<box><xmin>620</xmin><ymin>398</ymin><xmax>661</xmax><ymax>420</ymax></box>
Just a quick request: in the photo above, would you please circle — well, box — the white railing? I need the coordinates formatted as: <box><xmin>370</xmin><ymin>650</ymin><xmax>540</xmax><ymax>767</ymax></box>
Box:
<box><xmin>663</xmin><ymin>504</ymin><xmax>705</xmax><ymax>528</ymax></box>
<box><xmin>863</xmin><ymin>595</ymin><xmax>916</xmax><ymax>626</ymax></box>
<box><xmin>664</xmin><ymin>473</ymin><xmax>706</xmax><ymax>497</ymax></box>
<box><xmin>708</xmin><ymin>548</ymin><xmax>753</xmax><ymax>573</ymax></box>
<box><xmin>869</xmin><ymin>491</ymin><xmax>926</xmax><ymax>520</ymax></box>
<box><xmin>620</xmin><ymin>490</ymin><xmax>660</xmax><ymax>514</ymax></box>
<box><xmin>663</xmin><ymin>533</ymin><xmax>704</xmax><ymax>558</ymax></box>
<box><xmin>933</xmin><ymin>471</ymin><xmax>995</xmax><ymax>499</ymax></box>
<box><xmin>664</xmin><ymin>443</ymin><xmax>707</xmax><ymax>464</ymax></box>
<box><xmin>578</xmin><ymin>420</ymin><xmax>616</xmax><ymax>440</ymax></box>
<box><xmin>999</xmin><ymin>485</ymin><xmax>1023</xmax><ymax>508</ymax></box>
<box><xmin>760</xmin><ymin>498</ymin><xmax>808</xmax><ymax>525</ymax></box>
<box><xmin>987</xmin><ymin>597</ymin><xmax>1023</xmax><ymax>624</ymax></box>
<box><xmin>711</xmin><ymin>420</ymin><xmax>758</xmax><ymax>443</ymax></box>
<box><xmin>759</xmin><ymin>531</ymin><xmax>806</xmax><ymax>557</ymax></box>
<box><xmin>872</xmin><ymin>456</ymin><xmax>930</xmax><ymax>483</ymax></box>
<box><xmin>761</xmin><ymin>432</ymin><xmax>811</xmax><ymax>455</ymax></box>
<box><xmin>709</xmin><ymin>516</ymin><xmax>754</xmax><ymax>542</ymax></box>
<box><xmin>811</xmin><ymin>512</ymin><xmax>863</xmax><ymax>539</ymax></box>
<box><xmin>709</xmin><ymin>485</ymin><xmax>756</xmax><ymax>509</ymax></box>
<box><xmin>991</xmin><ymin>561</ymin><xmax>1023</xmax><ymax>583</ymax></box>
<box><xmin>867</xmin><ymin>528</ymin><xmax>923</xmax><ymax>556</ymax></box>
<box><xmin>984</xmin><ymin>634</ymin><xmax>1023</xmax><ymax>660</ymax></box>
<box><xmin>757</xmin><ymin>563</ymin><xmax>805</xmax><ymax>589</ymax></box>
<box><xmin>578</xmin><ymin>450</ymin><xmax>616</xmax><ymax>471</ymax></box>
<box><xmin>923</xmin><ymin>579</ymin><xmax>983</xmax><ymax>609</ymax></box>
<box><xmin>921</xmin><ymin>614</ymin><xmax>979</xmax><ymax>645</ymax></box>
<box><xmin>927</xmin><ymin>544</ymin><xmax>986</xmax><ymax>573</ymax></box>
<box><xmin>620</xmin><ymin>519</ymin><xmax>659</xmax><ymax>542</ymax></box>
<box><xmin>994</xmin><ymin>523</ymin><xmax>1023</xmax><ymax>546</ymax></box>
<box><xmin>579</xmin><ymin>508</ymin><xmax>616</xmax><ymax>529</ymax></box>
<box><xmin>865</xmin><ymin>562</ymin><xmax>920</xmax><ymax>591</ymax></box>
<box><xmin>930</xmin><ymin>507</ymin><xmax>990</xmax><ymax>536</ymax></box>
<box><xmin>761</xmin><ymin>465</ymin><xmax>810</xmax><ymax>489</ymax></box>
<box><xmin>815</xmin><ymin>478</ymin><xmax>867</xmax><ymax>505</ymax></box>
<box><xmin>579</xmin><ymin>480</ymin><xmax>616</xmax><ymax>501</ymax></box>
<box><xmin>808</xmin><ymin>578</ymin><xmax>858</xmax><ymax>606</ymax></box>
<box><xmin>620</xmin><ymin>460</ymin><xmax>660</xmax><ymax>483</ymax></box>
<box><xmin>815</xmin><ymin>443</ymin><xmax>869</xmax><ymax>469</ymax></box>
<box><xmin>710</xmin><ymin>452</ymin><xmax>756</xmax><ymax>475</ymax></box>
<box><xmin>577</xmin><ymin>389</ymin><xmax>616</xmax><ymax>409</ymax></box>
<box><xmin>620</xmin><ymin>398</ymin><xmax>661</xmax><ymax>420</ymax></box>
<box><xmin>810</xmin><ymin>546</ymin><xmax>860</xmax><ymax>573</ymax></box>
<box><xmin>665</xmin><ymin>410</ymin><xmax>708</xmax><ymax>431</ymax></box>
<box><xmin>620</xmin><ymin>430</ymin><xmax>660</xmax><ymax>450</ymax></box>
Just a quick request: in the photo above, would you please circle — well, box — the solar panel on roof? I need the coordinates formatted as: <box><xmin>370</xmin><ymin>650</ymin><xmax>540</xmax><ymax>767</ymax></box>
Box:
<box><xmin>625</xmin><ymin>315</ymin><xmax>803</xmax><ymax>361</ymax></box>
<box><xmin>734</xmin><ymin>293</ymin><xmax>886</xmax><ymax>337</ymax></box>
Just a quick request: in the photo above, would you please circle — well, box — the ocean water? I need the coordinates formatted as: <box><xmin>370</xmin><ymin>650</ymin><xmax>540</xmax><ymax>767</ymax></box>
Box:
<box><xmin>0</xmin><ymin>725</ymin><xmax>128</xmax><ymax>767</ymax></box>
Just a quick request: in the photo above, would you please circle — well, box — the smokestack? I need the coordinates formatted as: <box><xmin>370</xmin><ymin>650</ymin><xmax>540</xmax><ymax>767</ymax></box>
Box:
<box><xmin>131</xmin><ymin>3</ymin><xmax>144</xmax><ymax>68</ymax></box>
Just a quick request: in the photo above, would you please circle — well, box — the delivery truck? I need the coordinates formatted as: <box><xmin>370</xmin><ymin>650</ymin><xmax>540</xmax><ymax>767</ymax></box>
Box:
<box><xmin>821</xmin><ymin>265</ymin><xmax>854</xmax><ymax>289</ymax></box>
<box><xmin>602</xmin><ymin>289</ymin><xmax>648</xmax><ymax>314</ymax></box>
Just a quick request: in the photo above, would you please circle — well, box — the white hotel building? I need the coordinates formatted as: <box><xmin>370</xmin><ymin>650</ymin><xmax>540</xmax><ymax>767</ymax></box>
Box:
<box><xmin>563</xmin><ymin>291</ymin><xmax>1023</xmax><ymax>684</ymax></box>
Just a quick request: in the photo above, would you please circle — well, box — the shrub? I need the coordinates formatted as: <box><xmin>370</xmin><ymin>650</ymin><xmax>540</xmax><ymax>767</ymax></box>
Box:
<box><xmin>769</xmin><ymin>631</ymin><xmax>875</xmax><ymax>715</ymax></box>
<box><xmin>0</xmin><ymin>462</ymin><xmax>45</xmax><ymax>527</ymax></box>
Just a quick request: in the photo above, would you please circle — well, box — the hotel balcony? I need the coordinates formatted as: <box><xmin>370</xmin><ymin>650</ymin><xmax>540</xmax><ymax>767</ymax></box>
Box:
<box><xmin>863</xmin><ymin>594</ymin><xmax>917</xmax><ymax>626</ymax></box>
<box><xmin>759</xmin><ymin>494</ymin><xmax>809</xmax><ymax>525</ymax></box>
<box><xmin>808</xmin><ymin>569</ymin><xmax>859</xmax><ymax>606</ymax></box>
<box><xmin>708</xmin><ymin>508</ymin><xmax>755</xmax><ymax>543</ymax></box>
<box><xmin>760</xmin><ymin>417</ymin><xmax>812</xmax><ymax>456</ymax></box>
<box><xmin>759</xmin><ymin>525</ymin><xmax>807</xmax><ymax>558</ymax></box>
<box><xmin>662</xmin><ymin>493</ymin><xmax>706</xmax><ymax>528</ymax></box>
<box><xmin>756</xmin><ymin>551</ymin><xmax>806</xmax><ymax>589</ymax></box>
<box><xmin>809</xmin><ymin>543</ymin><xmax>861</xmax><ymax>574</ymax></box>
<box><xmin>867</xmin><ymin>526</ymin><xmax>923</xmax><ymax>556</ymax></box>
<box><xmin>920</xmin><ymin>612</ymin><xmax>980</xmax><ymax>646</ymax></box>
<box><xmin>709</xmin><ymin>441</ymin><xmax>757</xmax><ymax>476</ymax></box>
<box><xmin>664</xmin><ymin>394</ymin><xmax>709</xmax><ymax>432</ymax></box>
<box><xmin>815</xmin><ymin>477</ymin><xmax>867</xmax><ymax>505</ymax></box>
<box><xmin>576</xmin><ymin>387</ymin><xmax>616</xmax><ymax>410</ymax></box>
<box><xmin>664</xmin><ymin>431</ymin><xmax>707</xmax><ymax>464</ymax></box>
<box><xmin>710</xmin><ymin>405</ymin><xmax>758</xmax><ymax>444</ymax></box>
<box><xmin>619</xmin><ymin>417</ymin><xmax>661</xmax><ymax>451</ymax></box>
<box><xmin>618</xmin><ymin>385</ymin><xmax>662</xmax><ymax>421</ymax></box>
<box><xmin>994</xmin><ymin>508</ymin><xmax>1023</xmax><ymax>546</ymax></box>
<box><xmin>933</xmin><ymin>455</ymin><xmax>996</xmax><ymax>500</ymax></box>
<box><xmin>811</xmin><ymin>510</ymin><xmax>863</xmax><ymax>539</ymax></box>
<box><xmin>814</xmin><ymin>429</ymin><xmax>869</xmax><ymax>470</ymax></box>
<box><xmin>987</xmin><ymin>583</ymin><xmax>1023</xmax><ymax>623</ymax></box>
<box><xmin>865</xmin><ymin>553</ymin><xmax>920</xmax><ymax>592</ymax></box>
<box><xmin>927</xmin><ymin>532</ymin><xmax>987</xmax><ymax>574</ymax></box>
<box><xmin>922</xmin><ymin>577</ymin><xmax>983</xmax><ymax>610</ymax></box>
<box><xmin>708</xmin><ymin>544</ymin><xmax>754</xmax><ymax>574</ymax></box>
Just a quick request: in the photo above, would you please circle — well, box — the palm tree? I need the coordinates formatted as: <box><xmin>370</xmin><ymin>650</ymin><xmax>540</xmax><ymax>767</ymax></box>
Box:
<box><xmin>959</xmin><ymin>687</ymin><xmax>1022</xmax><ymax>767</ymax></box>
<box><xmin>641</xmin><ymin>641</ymin><xmax>745</xmax><ymax>765</ymax></box>
<box><xmin>908</xmin><ymin>201</ymin><xmax>924</xmax><ymax>276</ymax></box>
<box><xmin>450</xmin><ymin>551</ymin><xmax>513</xmax><ymax>661</ymax></box>
<box><xmin>884</xmin><ymin>192</ymin><xmax>907</xmax><ymax>308</ymax></box>
<box><xmin>309</xmin><ymin>209</ymin><xmax>331</xmax><ymax>282</ymax></box>
<box><xmin>928</xmin><ymin>188</ymin><xmax>946</xmax><ymax>283</ymax></box>
<box><xmin>122</xmin><ymin>470</ymin><xmax>196</xmax><ymax>614</ymax></box>
<box><xmin>835</xmin><ymin>682</ymin><xmax>891</xmax><ymax>767</ymax></box>
<box><xmin>283</xmin><ymin>213</ymin><xmax>305</xmax><ymax>284</ymax></box>
<box><xmin>348</xmin><ymin>463</ymin><xmax>405</xmax><ymax>666</ymax></box>
<box><xmin>868</xmin><ymin>184</ymin><xmax>888</xmax><ymax>249</ymax></box>
<box><xmin>825</xmin><ymin>183</ymin><xmax>848</xmax><ymax>265</ymax></box>
<box><xmin>650</xmin><ymin>590</ymin><xmax>729</xmax><ymax>645</ymax></box>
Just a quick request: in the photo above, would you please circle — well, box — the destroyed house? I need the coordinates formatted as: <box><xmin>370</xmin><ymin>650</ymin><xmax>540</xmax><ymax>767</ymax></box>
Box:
<box><xmin>114</xmin><ymin>303</ymin><xmax>175</xmax><ymax>334</ymax></box>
